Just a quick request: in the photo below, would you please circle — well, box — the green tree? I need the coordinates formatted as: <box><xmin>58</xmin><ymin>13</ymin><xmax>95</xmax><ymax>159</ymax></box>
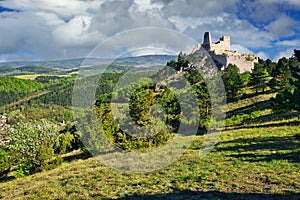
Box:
<box><xmin>289</xmin><ymin>56</ymin><xmax>300</xmax><ymax>80</ymax></box>
<box><xmin>264</xmin><ymin>59</ymin><xmax>276</xmax><ymax>76</ymax></box>
<box><xmin>272</xmin><ymin>54</ymin><xmax>300</xmax><ymax>112</ymax></box>
<box><xmin>129</xmin><ymin>86</ymin><xmax>157</xmax><ymax>126</ymax></box>
<box><xmin>222</xmin><ymin>64</ymin><xmax>242</xmax><ymax>100</ymax></box>
<box><xmin>272</xmin><ymin>86</ymin><xmax>300</xmax><ymax>112</ymax></box>
<box><xmin>250</xmin><ymin>63</ymin><xmax>270</xmax><ymax>94</ymax></box>
<box><xmin>273</xmin><ymin>57</ymin><xmax>291</xmax><ymax>88</ymax></box>
<box><xmin>294</xmin><ymin>49</ymin><xmax>300</xmax><ymax>61</ymax></box>
<box><xmin>167</xmin><ymin>59</ymin><xmax>179</xmax><ymax>71</ymax></box>
<box><xmin>240</xmin><ymin>72</ymin><xmax>251</xmax><ymax>85</ymax></box>
<box><xmin>177</xmin><ymin>53</ymin><xmax>189</xmax><ymax>70</ymax></box>
<box><xmin>167</xmin><ymin>53</ymin><xmax>189</xmax><ymax>71</ymax></box>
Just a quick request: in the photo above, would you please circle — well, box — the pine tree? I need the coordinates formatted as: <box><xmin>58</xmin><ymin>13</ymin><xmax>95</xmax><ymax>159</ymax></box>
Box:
<box><xmin>250</xmin><ymin>63</ymin><xmax>269</xmax><ymax>94</ymax></box>
<box><xmin>222</xmin><ymin>64</ymin><xmax>242</xmax><ymax>100</ymax></box>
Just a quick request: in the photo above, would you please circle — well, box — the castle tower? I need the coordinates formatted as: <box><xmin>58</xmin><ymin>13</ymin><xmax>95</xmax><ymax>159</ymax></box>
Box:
<box><xmin>202</xmin><ymin>32</ymin><xmax>212</xmax><ymax>51</ymax></box>
<box><xmin>221</xmin><ymin>36</ymin><xmax>230</xmax><ymax>52</ymax></box>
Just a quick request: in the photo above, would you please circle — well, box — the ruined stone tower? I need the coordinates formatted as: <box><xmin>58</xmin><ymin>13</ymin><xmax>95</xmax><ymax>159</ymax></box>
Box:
<box><xmin>202</xmin><ymin>32</ymin><xmax>212</xmax><ymax>51</ymax></box>
<box><xmin>198</xmin><ymin>32</ymin><xmax>258</xmax><ymax>73</ymax></box>
<box><xmin>202</xmin><ymin>32</ymin><xmax>230</xmax><ymax>55</ymax></box>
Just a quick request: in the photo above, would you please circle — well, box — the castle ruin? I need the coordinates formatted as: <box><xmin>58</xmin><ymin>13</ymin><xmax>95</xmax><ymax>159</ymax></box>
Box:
<box><xmin>192</xmin><ymin>32</ymin><xmax>258</xmax><ymax>73</ymax></box>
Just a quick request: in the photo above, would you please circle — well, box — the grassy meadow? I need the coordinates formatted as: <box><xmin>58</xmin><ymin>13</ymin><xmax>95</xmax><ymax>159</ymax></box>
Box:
<box><xmin>0</xmin><ymin>127</ymin><xmax>299</xmax><ymax>199</ymax></box>
<box><xmin>0</xmin><ymin>90</ymin><xmax>299</xmax><ymax>200</ymax></box>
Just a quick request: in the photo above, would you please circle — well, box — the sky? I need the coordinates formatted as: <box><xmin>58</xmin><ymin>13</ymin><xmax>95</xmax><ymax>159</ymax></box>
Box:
<box><xmin>0</xmin><ymin>0</ymin><xmax>299</xmax><ymax>62</ymax></box>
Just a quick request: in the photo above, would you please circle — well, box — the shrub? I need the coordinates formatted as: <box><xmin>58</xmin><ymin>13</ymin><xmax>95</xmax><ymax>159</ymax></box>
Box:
<box><xmin>55</xmin><ymin>131</ymin><xmax>74</xmax><ymax>155</ymax></box>
<box><xmin>225</xmin><ymin>111</ymin><xmax>261</xmax><ymax>126</ymax></box>
<box><xmin>246</xmin><ymin>55</ymin><xmax>254</xmax><ymax>61</ymax></box>
<box><xmin>241</xmin><ymin>72</ymin><xmax>251</xmax><ymax>84</ymax></box>
<box><xmin>0</xmin><ymin>149</ymin><xmax>11</xmax><ymax>179</ymax></box>
<box><xmin>14</xmin><ymin>164</ymin><xmax>33</xmax><ymax>178</ymax></box>
<box><xmin>3</xmin><ymin>120</ymin><xmax>63</xmax><ymax>176</ymax></box>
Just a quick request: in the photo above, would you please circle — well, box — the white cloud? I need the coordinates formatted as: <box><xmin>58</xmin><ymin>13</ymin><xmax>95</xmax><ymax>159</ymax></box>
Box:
<box><xmin>239</xmin><ymin>0</ymin><xmax>280</xmax><ymax>23</ymax></box>
<box><xmin>286</xmin><ymin>0</ymin><xmax>300</xmax><ymax>8</ymax></box>
<box><xmin>229</xmin><ymin>45</ymin><xmax>269</xmax><ymax>60</ymax></box>
<box><xmin>0</xmin><ymin>0</ymin><xmax>298</xmax><ymax>62</ymax></box>
<box><xmin>35</xmin><ymin>12</ymin><xmax>64</xmax><ymax>26</ymax></box>
<box><xmin>0</xmin><ymin>11</ymin><xmax>104</xmax><ymax>60</ymax></box>
<box><xmin>239</xmin><ymin>0</ymin><xmax>300</xmax><ymax>23</ymax></box>
<box><xmin>0</xmin><ymin>0</ymin><xmax>175</xmax><ymax>61</ymax></box>
<box><xmin>88</xmin><ymin>0</ymin><xmax>173</xmax><ymax>36</ymax></box>
<box><xmin>155</xmin><ymin>0</ymin><xmax>239</xmax><ymax>17</ymax></box>
<box><xmin>231</xmin><ymin>44</ymin><xmax>254</xmax><ymax>54</ymax></box>
<box><xmin>267</xmin><ymin>14</ymin><xmax>299</xmax><ymax>37</ymax></box>
<box><xmin>258</xmin><ymin>0</ymin><xmax>300</xmax><ymax>9</ymax></box>
<box><xmin>52</xmin><ymin>16</ymin><xmax>103</xmax><ymax>48</ymax></box>
<box><xmin>0</xmin><ymin>0</ymin><xmax>102</xmax><ymax>19</ymax></box>
<box><xmin>273</xmin><ymin>48</ymin><xmax>294</xmax><ymax>61</ymax></box>
<box><xmin>257</xmin><ymin>51</ymin><xmax>269</xmax><ymax>60</ymax></box>
<box><xmin>134</xmin><ymin>0</ymin><xmax>162</xmax><ymax>12</ymax></box>
<box><xmin>0</xmin><ymin>11</ymin><xmax>50</xmax><ymax>54</ymax></box>
<box><xmin>177</xmin><ymin>13</ymin><xmax>274</xmax><ymax>48</ymax></box>
<box><xmin>276</xmin><ymin>39</ymin><xmax>300</xmax><ymax>46</ymax></box>
<box><xmin>87</xmin><ymin>28</ymin><xmax>197</xmax><ymax>59</ymax></box>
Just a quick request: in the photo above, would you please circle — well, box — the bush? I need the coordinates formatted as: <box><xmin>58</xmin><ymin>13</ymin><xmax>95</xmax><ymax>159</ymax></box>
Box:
<box><xmin>3</xmin><ymin>120</ymin><xmax>64</xmax><ymax>176</ymax></box>
<box><xmin>0</xmin><ymin>149</ymin><xmax>11</xmax><ymax>178</ymax></box>
<box><xmin>55</xmin><ymin>124</ymin><xmax>83</xmax><ymax>154</ymax></box>
<box><xmin>241</xmin><ymin>72</ymin><xmax>251</xmax><ymax>84</ymax></box>
<box><xmin>14</xmin><ymin>164</ymin><xmax>33</xmax><ymax>178</ymax></box>
<box><xmin>225</xmin><ymin>111</ymin><xmax>261</xmax><ymax>125</ymax></box>
<box><xmin>246</xmin><ymin>55</ymin><xmax>254</xmax><ymax>61</ymax></box>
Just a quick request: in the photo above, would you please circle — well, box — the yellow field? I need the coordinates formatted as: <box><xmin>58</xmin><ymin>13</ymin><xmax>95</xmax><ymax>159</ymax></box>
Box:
<box><xmin>13</xmin><ymin>74</ymin><xmax>71</xmax><ymax>80</ymax></box>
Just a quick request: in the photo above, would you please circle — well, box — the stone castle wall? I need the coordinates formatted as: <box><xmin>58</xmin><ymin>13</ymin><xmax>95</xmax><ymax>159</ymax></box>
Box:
<box><xmin>227</xmin><ymin>54</ymin><xmax>258</xmax><ymax>73</ymax></box>
<box><xmin>200</xmin><ymin>32</ymin><xmax>258</xmax><ymax>73</ymax></box>
<box><xmin>210</xmin><ymin>36</ymin><xmax>230</xmax><ymax>55</ymax></box>
<box><xmin>209</xmin><ymin>53</ymin><xmax>227</xmax><ymax>69</ymax></box>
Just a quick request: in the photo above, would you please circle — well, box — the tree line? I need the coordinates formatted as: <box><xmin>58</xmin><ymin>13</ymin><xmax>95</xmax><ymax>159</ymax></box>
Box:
<box><xmin>221</xmin><ymin>49</ymin><xmax>300</xmax><ymax>112</ymax></box>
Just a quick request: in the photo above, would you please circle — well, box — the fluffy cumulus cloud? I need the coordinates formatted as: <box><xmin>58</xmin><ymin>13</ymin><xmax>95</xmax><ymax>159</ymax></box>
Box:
<box><xmin>174</xmin><ymin>13</ymin><xmax>274</xmax><ymax>48</ymax></box>
<box><xmin>0</xmin><ymin>0</ymin><xmax>299</xmax><ymax>61</ymax></box>
<box><xmin>267</xmin><ymin>14</ymin><xmax>300</xmax><ymax>37</ymax></box>
<box><xmin>154</xmin><ymin>0</ymin><xmax>239</xmax><ymax>18</ymax></box>
<box><xmin>273</xmin><ymin>48</ymin><xmax>295</xmax><ymax>61</ymax></box>
<box><xmin>0</xmin><ymin>0</ymin><xmax>175</xmax><ymax>61</ymax></box>
<box><xmin>0</xmin><ymin>1</ymin><xmax>102</xmax><ymax>60</ymax></box>
<box><xmin>257</xmin><ymin>51</ymin><xmax>269</xmax><ymax>60</ymax></box>
<box><xmin>231</xmin><ymin>44</ymin><xmax>254</xmax><ymax>54</ymax></box>
<box><xmin>0</xmin><ymin>11</ymin><xmax>60</xmax><ymax>55</ymax></box>
<box><xmin>52</xmin><ymin>16</ymin><xmax>104</xmax><ymax>48</ymax></box>
<box><xmin>88</xmin><ymin>0</ymin><xmax>173</xmax><ymax>36</ymax></box>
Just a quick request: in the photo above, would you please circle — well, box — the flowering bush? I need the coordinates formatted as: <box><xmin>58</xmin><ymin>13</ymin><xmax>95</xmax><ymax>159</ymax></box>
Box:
<box><xmin>3</xmin><ymin>120</ymin><xmax>65</xmax><ymax>176</ymax></box>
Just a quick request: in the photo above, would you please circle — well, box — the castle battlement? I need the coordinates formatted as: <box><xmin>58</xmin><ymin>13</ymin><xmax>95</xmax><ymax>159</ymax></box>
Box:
<box><xmin>198</xmin><ymin>32</ymin><xmax>258</xmax><ymax>73</ymax></box>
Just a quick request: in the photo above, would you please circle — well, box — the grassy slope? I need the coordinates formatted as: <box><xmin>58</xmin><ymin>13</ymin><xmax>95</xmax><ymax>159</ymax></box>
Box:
<box><xmin>0</xmin><ymin>92</ymin><xmax>300</xmax><ymax>199</ymax></box>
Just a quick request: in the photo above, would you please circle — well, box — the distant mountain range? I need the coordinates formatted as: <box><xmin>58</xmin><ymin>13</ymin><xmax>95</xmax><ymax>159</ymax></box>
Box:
<box><xmin>0</xmin><ymin>55</ymin><xmax>177</xmax><ymax>69</ymax></box>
